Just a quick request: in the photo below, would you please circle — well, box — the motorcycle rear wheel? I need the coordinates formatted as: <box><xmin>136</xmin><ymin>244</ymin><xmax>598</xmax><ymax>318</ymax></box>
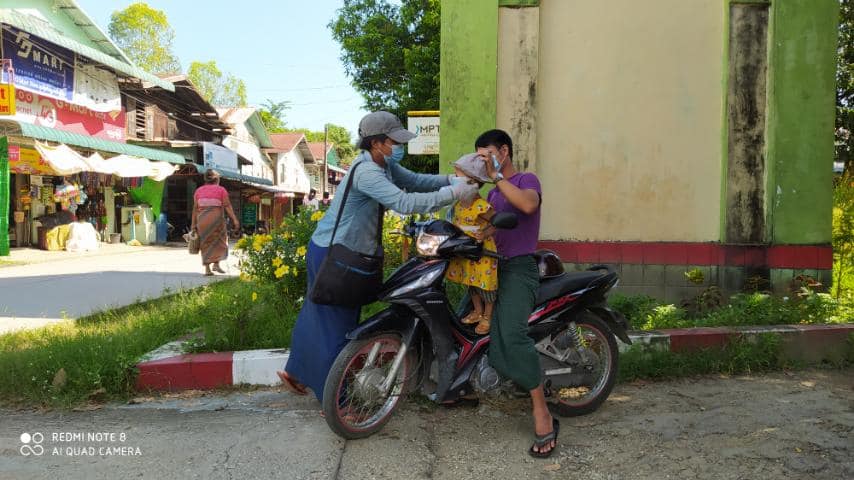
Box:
<box><xmin>548</xmin><ymin>313</ymin><xmax>619</xmax><ymax>417</ymax></box>
<box><xmin>322</xmin><ymin>333</ymin><xmax>412</xmax><ymax>440</ymax></box>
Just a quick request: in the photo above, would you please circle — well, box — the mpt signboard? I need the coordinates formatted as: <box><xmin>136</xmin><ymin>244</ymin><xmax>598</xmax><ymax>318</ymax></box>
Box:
<box><xmin>406</xmin><ymin>112</ymin><xmax>439</xmax><ymax>155</ymax></box>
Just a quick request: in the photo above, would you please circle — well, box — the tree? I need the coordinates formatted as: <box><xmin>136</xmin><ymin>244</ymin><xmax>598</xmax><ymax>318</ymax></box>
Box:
<box><xmin>187</xmin><ymin>61</ymin><xmax>247</xmax><ymax>107</ymax></box>
<box><xmin>108</xmin><ymin>3</ymin><xmax>181</xmax><ymax>74</ymax></box>
<box><xmin>284</xmin><ymin>125</ymin><xmax>358</xmax><ymax>166</ymax></box>
<box><xmin>330</xmin><ymin>0</ymin><xmax>440</xmax><ymax>120</ymax></box>
<box><xmin>259</xmin><ymin>99</ymin><xmax>291</xmax><ymax>133</ymax></box>
<box><xmin>330</xmin><ymin>0</ymin><xmax>439</xmax><ymax>172</ymax></box>
<box><xmin>837</xmin><ymin>0</ymin><xmax>854</xmax><ymax>174</ymax></box>
<box><xmin>326</xmin><ymin>125</ymin><xmax>358</xmax><ymax>167</ymax></box>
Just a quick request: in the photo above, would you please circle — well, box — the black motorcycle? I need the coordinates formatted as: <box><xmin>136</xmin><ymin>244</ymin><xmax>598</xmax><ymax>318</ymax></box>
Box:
<box><xmin>322</xmin><ymin>213</ymin><xmax>632</xmax><ymax>439</ymax></box>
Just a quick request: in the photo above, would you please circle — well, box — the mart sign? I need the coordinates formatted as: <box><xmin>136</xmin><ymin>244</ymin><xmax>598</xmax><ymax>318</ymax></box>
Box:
<box><xmin>0</xmin><ymin>84</ymin><xmax>15</xmax><ymax>115</ymax></box>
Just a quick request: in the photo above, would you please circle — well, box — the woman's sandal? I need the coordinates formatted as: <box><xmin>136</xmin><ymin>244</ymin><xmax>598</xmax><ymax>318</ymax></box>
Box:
<box><xmin>212</xmin><ymin>264</ymin><xmax>226</xmax><ymax>274</ymax></box>
<box><xmin>474</xmin><ymin>316</ymin><xmax>491</xmax><ymax>335</ymax></box>
<box><xmin>461</xmin><ymin>311</ymin><xmax>482</xmax><ymax>325</ymax></box>
<box><xmin>276</xmin><ymin>370</ymin><xmax>308</xmax><ymax>396</ymax></box>
<box><xmin>529</xmin><ymin>418</ymin><xmax>560</xmax><ymax>459</ymax></box>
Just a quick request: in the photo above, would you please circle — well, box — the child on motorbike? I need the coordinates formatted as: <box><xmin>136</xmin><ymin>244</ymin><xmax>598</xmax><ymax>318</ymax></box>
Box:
<box><xmin>445</xmin><ymin>153</ymin><xmax>499</xmax><ymax>335</ymax></box>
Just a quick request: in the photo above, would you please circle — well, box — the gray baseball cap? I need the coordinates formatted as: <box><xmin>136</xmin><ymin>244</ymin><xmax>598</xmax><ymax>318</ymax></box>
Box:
<box><xmin>454</xmin><ymin>153</ymin><xmax>491</xmax><ymax>183</ymax></box>
<box><xmin>358</xmin><ymin>111</ymin><xmax>417</xmax><ymax>144</ymax></box>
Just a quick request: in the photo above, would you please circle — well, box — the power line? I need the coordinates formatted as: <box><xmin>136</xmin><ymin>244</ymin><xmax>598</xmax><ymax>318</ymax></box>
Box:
<box><xmin>1</xmin><ymin>25</ymin><xmax>370</xmax><ymax>134</ymax></box>
<box><xmin>1</xmin><ymin>25</ymin><xmax>233</xmax><ymax>136</ymax></box>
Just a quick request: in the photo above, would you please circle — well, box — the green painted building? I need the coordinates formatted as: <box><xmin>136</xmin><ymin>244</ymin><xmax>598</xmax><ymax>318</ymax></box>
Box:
<box><xmin>441</xmin><ymin>0</ymin><xmax>839</xmax><ymax>299</ymax></box>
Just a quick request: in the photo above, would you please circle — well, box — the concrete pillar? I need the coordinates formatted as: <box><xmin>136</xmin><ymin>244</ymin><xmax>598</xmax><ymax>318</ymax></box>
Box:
<box><xmin>497</xmin><ymin>6</ymin><xmax>539</xmax><ymax>173</ymax></box>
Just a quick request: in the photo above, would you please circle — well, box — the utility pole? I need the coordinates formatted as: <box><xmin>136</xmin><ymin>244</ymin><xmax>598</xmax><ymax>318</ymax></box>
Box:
<box><xmin>322</xmin><ymin>123</ymin><xmax>328</xmax><ymax>195</ymax></box>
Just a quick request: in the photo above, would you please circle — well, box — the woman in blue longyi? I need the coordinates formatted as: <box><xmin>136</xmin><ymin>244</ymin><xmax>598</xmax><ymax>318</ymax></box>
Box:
<box><xmin>276</xmin><ymin>111</ymin><xmax>478</xmax><ymax>401</ymax></box>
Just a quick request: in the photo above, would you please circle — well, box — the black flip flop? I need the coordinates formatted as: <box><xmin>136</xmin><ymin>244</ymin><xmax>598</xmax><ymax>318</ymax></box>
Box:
<box><xmin>529</xmin><ymin>418</ymin><xmax>560</xmax><ymax>459</ymax></box>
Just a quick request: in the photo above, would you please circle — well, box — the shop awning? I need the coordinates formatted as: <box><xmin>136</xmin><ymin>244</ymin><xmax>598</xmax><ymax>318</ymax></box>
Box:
<box><xmin>0</xmin><ymin>10</ymin><xmax>174</xmax><ymax>91</ymax></box>
<box><xmin>186</xmin><ymin>165</ymin><xmax>272</xmax><ymax>186</ymax></box>
<box><xmin>33</xmin><ymin>143</ymin><xmax>178</xmax><ymax>180</ymax></box>
<box><xmin>244</xmin><ymin>182</ymin><xmax>295</xmax><ymax>193</ymax></box>
<box><xmin>33</xmin><ymin>143</ymin><xmax>88</xmax><ymax>175</ymax></box>
<box><xmin>183</xmin><ymin>162</ymin><xmax>273</xmax><ymax>186</ymax></box>
<box><xmin>88</xmin><ymin>152</ymin><xmax>177</xmax><ymax>181</ymax></box>
<box><xmin>0</xmin><ymin>120</ymin><xmax>185</xmax><ymax>164</ymax></box>
<box><xmin>220</xmin><ymin>171</ymin><xmax>274</xmax><ymax>186</ymax></box>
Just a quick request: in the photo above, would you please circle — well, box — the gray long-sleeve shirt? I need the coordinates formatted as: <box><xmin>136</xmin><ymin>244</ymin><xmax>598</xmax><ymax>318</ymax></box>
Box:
<box><xmin>311</xmin><ymin>151</ymin><xmax>454</xmax><ymax>253</ymax></box>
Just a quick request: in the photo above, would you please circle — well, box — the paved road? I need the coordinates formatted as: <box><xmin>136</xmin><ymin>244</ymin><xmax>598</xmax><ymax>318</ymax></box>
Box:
<box><xmin>1</xmin><ymin>369</ymin><xmax>850</xmax><ymax>479</ymax></box>
<box><xmin>0</xmin><ymin>246</ymin><xmax>238</xmax><ymax>334</ymax></box>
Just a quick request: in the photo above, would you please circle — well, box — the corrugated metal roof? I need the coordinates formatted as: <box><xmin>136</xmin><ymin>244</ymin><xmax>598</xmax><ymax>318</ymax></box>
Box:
<box><xmin>268</xmin><ymin>134</ymin><xmax>315</xmax><ymax>163</ymax></box>
<box><xmin>270</xmin><ymin>133</ymin><xmax>304</xmax><ymax>152</ymax></box>
<box><xmin>216</xmin><ymin>107</ymin><xmax>255</xmax><ymax>125</ymax></box>
<box><xmin>0</xmin><ymin>9</ymin><xmax>174</xmax><ymax>91</ymax></box>
<box><xmin>0</xmin><ymin>120</ymin><xmax>185</xmax><ymax>164</ymax></box>
<box><xmin>216</xmin><ymin>107</ymin><xmax>272</xmax><ymax>148</ymax></box>
<box><xmin>307</xmin><ymin>142</ymin><xmax>341</xmax><ymax>167</ymax></box>
<box><xmin>55</xmin><ymin>0</ymin><xmax>133</xmax><ymax>64</ymax></box>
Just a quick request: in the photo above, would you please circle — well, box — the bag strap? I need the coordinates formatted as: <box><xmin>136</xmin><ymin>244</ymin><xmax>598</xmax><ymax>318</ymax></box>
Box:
<box><xmin>328</xmin><ymin>160</ymin><xmax>363</xmax><ymax>245</ymax></box>
<box><xmin>327</xmin><ymin>159</ymin><xmax>386</xmax><ymax>254</ymax></box>
<box><xmin>375</xmin><ymin>203</ymin><xmax>385</xmax><ymax>255</ymax></box>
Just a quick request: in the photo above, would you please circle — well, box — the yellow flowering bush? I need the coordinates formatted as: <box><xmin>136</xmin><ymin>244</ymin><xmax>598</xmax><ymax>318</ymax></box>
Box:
<box><xmin>236</xmin><ymin>206</ymin><xmax>425</xmax><ymax>302</ymax></box>
<box><xmin>235</xmin><ymin>207</ymin><xmax>318</xmax><ymax>301</ymax></box>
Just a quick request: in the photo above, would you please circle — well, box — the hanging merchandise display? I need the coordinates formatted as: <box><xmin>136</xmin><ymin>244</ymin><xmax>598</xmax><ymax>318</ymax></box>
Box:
<box><xmin>53</xmin><ymin>182</ymin><xmax>80</xmax><ymax>202</ymax></box>
<box><xmin>129</xmin><ymin>178</ymin><xmax>166</xmax><ymax>218</ymax></box>
<box><xmin>19</xmin><ymin>187</ymin><xmax>31</xmax><ymax>209</ymax></box>
<box><xmin>39</xmin><ymin>185</ymin><xmax>53</xmax><ymax>203</ymax></box>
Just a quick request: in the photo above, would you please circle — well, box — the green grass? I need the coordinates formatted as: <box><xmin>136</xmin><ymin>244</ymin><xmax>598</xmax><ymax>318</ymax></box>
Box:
<box><xmin>618</xmin><ymin>332</ymin><xmax>853</xmax><ymax>382</ymax></box>
<box><xmin>610</xmin><ymin>290</ymin><xmax>852</xmax><ymax>331</ymax></box>
<box><xmin>0</xmin><ymin>279</ymin><xmax>263</xmax><ymax>407</ymax></box>
<box><xmin>183</xmin><ymin>280</ymin><xmax>297</xmax><ymax>353</ymax></box>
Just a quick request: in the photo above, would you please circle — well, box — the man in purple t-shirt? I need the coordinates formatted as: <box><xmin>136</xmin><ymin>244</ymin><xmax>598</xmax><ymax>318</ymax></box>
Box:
<box><xmin>475</xmin><ymin>129</ymin><xmax>558</xmax><ymax>458</ymax></box>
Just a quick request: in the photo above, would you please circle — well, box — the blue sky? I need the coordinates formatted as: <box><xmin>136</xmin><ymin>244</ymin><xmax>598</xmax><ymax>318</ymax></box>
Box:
<box><xmin>75</xmin><ymin>0</ymin><xmax>369</xmax><ymax>136</ymax></box>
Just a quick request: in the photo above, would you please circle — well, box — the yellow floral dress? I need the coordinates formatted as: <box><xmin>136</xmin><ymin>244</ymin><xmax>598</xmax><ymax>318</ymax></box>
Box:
<box><xmin>445</xmin><ymin>198</ymin><xmax>498</xmax><ymax>292</ymax></box>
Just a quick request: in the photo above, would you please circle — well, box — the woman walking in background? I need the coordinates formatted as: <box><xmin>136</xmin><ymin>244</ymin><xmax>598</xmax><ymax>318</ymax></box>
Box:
<box><xmin>191</xmin><ymin>169</ymin><xmax>240</xmax><ymax>276</ymax></box>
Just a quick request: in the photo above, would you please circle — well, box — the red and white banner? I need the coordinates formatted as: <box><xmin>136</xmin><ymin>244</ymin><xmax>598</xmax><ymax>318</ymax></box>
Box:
<box><xmin>7</xmin><ymin>88</ymin><xmax>125</xmax><ymax>142</ymax></box>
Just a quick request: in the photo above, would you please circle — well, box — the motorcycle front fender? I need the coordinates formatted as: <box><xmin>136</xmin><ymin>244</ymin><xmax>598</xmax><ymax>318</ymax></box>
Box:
<box><xmin>345</xmin><ymin>308</ymin><xmax>417</xmax><ymax>341</ymax></box>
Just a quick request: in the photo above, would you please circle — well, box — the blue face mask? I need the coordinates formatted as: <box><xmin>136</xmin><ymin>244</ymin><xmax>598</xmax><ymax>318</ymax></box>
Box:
<box><xmin>385</xmin><ymin>144</ymin><xmax>405</xmax><ymax>165</ymax></box>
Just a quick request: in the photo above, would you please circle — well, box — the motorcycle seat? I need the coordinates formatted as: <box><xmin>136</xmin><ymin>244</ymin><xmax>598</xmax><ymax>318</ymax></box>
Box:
<box><xmin>535</xmin><ymin>270</ymin><xmax>606</xmax><ymax>305</ymax></box>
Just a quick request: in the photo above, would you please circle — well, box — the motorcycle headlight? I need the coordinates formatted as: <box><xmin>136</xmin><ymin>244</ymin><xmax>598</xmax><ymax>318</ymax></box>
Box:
<box><xmin>386</xmin><ymin>266</ymin><xmax>445</xmax><ymax>299</ymax></box>
<box><xmin>415</xmin><ymin>233</ymin><xmax>449</xmax><ymax>257</ymax></box>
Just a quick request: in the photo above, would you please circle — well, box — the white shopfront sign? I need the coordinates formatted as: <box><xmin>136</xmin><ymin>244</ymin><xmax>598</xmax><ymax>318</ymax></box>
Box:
<box><xmin>406</xmin><ymin>116</ymin><xmax>440</xmax><ymax>155</ymax></box>
<box><xmin>202</xmin><ymin>142</ymin><xmax>239</xmax><ymax>176</ymax></box>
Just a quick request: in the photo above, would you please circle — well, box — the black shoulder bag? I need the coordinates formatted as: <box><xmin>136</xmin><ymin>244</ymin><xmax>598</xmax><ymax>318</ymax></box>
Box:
<box><xmin>309</xmin><ymin>161</ymin><xmax>385</xmax><ymax>307</ymax></box>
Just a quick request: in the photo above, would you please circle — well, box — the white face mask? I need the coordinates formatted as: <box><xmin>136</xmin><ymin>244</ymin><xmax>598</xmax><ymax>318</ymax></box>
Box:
<box><xmin>461</xmin><ymin>183</ymin><xmax>479</xmax><ymax>201</ymax></box>
<box><xmin>491</xmin><ymin>153</ymin><xmax>506</xmax><ymax>173</ymax></box>
<box><xmin>384</xmin><ymin>144</ymin><xmax>405</xmax><ymax>165</ymax></box>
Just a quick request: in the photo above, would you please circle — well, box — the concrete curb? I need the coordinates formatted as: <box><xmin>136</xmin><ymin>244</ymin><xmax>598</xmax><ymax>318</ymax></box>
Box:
<box><xmin>136</xmin><ymin>341</ymin><xmax>289</xmax><ymax>391</ymax></box>
<box><xmin>135</xmin><ymin>324</ymin><xmax>853</xmax><ymax>392</ymax></box>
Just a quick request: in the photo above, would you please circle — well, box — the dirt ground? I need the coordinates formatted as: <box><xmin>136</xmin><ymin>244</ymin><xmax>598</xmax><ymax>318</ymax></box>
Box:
<box><xmin>1</xmin><ymin>368</ymin><xmax>851</xmax><ymax>479</ymax></box>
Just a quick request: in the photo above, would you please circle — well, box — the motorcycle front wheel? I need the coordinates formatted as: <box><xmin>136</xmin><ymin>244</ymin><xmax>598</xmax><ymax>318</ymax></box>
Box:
<box><xmin>548</xmin><ymin>313</ymin><xmax>619</xmax><ymax>417</ymax></box>
<box><xmin>322</xmin><ymin>333</ymin><xmax>412</xmax><ymax>440</ymax></box>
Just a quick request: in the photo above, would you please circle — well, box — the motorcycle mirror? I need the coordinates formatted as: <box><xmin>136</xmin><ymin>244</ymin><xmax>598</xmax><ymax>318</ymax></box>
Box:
<box><xmin>491</xmin><ymin>212</ymin><xmax>518</xmax><ymax>229</ymax></box>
